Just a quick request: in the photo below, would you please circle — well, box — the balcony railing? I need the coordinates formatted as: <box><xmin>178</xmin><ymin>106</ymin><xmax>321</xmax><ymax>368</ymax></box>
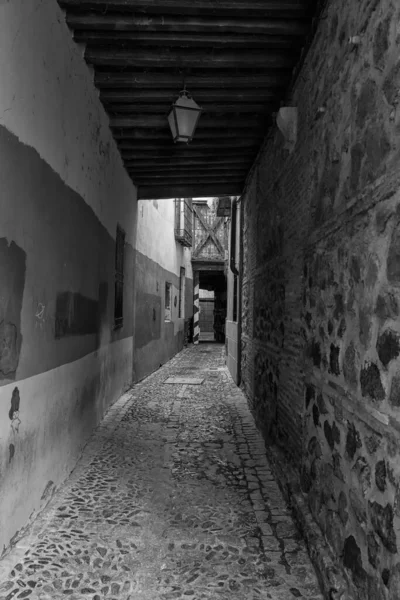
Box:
<box><xmin>174</xmin><ymin>198</ymin><xmax>193</xmax><ymax>247</ymax></box>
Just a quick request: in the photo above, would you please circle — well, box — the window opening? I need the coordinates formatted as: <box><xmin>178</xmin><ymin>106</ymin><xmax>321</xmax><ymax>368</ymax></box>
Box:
<box><xmin>165</xmin><ymin>282</ymin><xmax>172</xmax><ymax>321</ymax></box>
<box><xmin>114</xmin><ymin>224</ymin><xmax>125</xmax><ymax>329</ymax></box>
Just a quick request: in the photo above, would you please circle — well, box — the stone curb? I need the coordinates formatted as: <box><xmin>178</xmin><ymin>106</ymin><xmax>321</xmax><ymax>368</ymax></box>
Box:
<box><xmin>266</xmin><ymin>444</ymin><xmax>356</xmax><ymax>600</ymax></box>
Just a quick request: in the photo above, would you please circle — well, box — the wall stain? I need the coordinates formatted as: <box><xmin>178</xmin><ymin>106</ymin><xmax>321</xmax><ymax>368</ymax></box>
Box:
<box><xmin>9</xmin><ymin>443</ymin><xmax>15</xmax><ymax>463</ymax></box>
<box><xmin>55</xmin><ymin>292</ymin><xmax>99</xmax><ymax>339</ymax></box>
<box><xmin>0</xmin><ymin>238</ymin><xmax>26</xmax><ymax>381</ymax></box>
<box><xmin>9</xmin><ymin>387</ymin><xmax>21</xmax><ymax>434</ymax></box>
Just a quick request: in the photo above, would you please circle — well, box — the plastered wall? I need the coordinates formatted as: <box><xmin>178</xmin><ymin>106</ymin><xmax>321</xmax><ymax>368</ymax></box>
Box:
<box><xmin>241</xmin><ymin>0</ymin><xmax>400</xmax><ymax>597</ymax></box>
<box><xmin>0</xmin><ymin>0</ymin><xmax>137</xmax><ymax>553</ymax></box>
<box><xmin>134</xmin><ymin>200</ymin><xmax>193</xmax><ymax>381</ymax></box>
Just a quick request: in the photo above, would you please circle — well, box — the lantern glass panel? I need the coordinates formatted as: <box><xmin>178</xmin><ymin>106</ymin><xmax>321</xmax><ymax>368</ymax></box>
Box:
<box><xmin>168</xmin><ymin>93</ymin><xmax>202</xmax><ymax>142</ymax></box>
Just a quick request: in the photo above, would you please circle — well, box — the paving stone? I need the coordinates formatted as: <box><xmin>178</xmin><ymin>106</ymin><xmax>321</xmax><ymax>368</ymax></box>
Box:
<box><xmin>0</xmin><ymin>344</ymin><xmax>323</xmax><ymax>600</ymax></box>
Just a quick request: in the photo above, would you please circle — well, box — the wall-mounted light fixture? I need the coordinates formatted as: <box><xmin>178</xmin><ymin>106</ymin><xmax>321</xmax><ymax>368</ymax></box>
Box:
<box><xmin>168</xmin><ymin>88</ymin><xmax>202</xmax><ymax>143</ymax></box>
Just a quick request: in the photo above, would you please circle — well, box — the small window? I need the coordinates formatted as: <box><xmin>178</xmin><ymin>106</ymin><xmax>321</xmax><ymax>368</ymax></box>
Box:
<box><xmin>114</xmin><ymin>224</ymin><xmax>125</xmax><ymax>329</ymax></box>
<box><xmin>179</xmin><ymin>267</ymin><xmax>185</xmax><ymax>318</ymax></box>
<box><xmin>165</xmin><ymin>282</ymin><xmax>172</xmax><ymax>321</ymax></box>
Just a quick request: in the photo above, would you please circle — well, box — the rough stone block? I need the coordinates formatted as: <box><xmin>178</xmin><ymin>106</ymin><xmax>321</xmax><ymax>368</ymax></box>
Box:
<box><xmin>346</xmin><ymin>422</ymin><xmax>362</xmax><ymax>460</ymax></box>
<box><xmin>360</xmin><ymin>363</ymin><xmax>385</xmax><ymax>402</ymax></box>
<box><xmin>329</xmin><ymin>344</ymin><xmax>340</xmax><ymax>376</ymax></box>
<box><xmin>387</xmin><ymin>226</ymin><xmax>400</xmax><ymax>284</ymax></box>
<box><xmin>377</xmin><ymin>329</ymin><xmax>400</xmax><ymax>368</ymax></box>
<box><xmin>352</xmin><ymin>457</ymin><xmax>371</xmax><ymax>497</ymax></box>
<box><xmin>343</xmin><ymin>535</ymin><xmax>366</xmax><ymax>582</ymax></box>
<box><xmin>370</xmin><ymin>501</ymin><xmax>397</xmax><ymax>554</ymax></box>
<box><xmin>375</xmin><ymin>460</ymin><xmax>387</xmax><ymax>493</ymax></box>
<box><xmin>389</xmin><ymin>373</ymin><xmax>400</xmax><ymax>407</ymax></box>
<box><xmin>343</xmin><ymin>342</ymin><xmax>358</xmax><ymax>388</ymax></box>
<box><xmin>367</xmin><ymin>531</ymin><xmax>381</xmax><ymax>569</ymax></box>
<box><xmin>375</xmin><ymin>292</ymin><xmax>398</xmax><ymax>322</ymax></box>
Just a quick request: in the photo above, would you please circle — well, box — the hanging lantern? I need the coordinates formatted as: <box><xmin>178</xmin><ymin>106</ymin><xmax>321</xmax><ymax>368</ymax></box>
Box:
<box><xmin>167</xmin><ymin>89</ymin><xmax>202</xmax><ymax>143</ymax></box>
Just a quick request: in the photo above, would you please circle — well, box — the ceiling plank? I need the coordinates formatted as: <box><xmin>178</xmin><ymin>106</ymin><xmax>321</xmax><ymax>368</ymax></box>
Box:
<box><xmin>131</xmin><ymin>168</ymin><xmax>249</xmax><ymax>178</ymax></box>
<box><xmin>123</xmin><ymin>157</ymin><xmax>253</xmax><ymax>166</ymax></box>
<box><xmin>68</xmin><ymin>14</ymin><xmax>309</xmax><ymax>35</ymax></box>
<box><xmin>60</xmin><ymin>0</ymin><xmax>313</xmax><ymax>18</ymax></box>
<box><xmin>107</xmin><ymin>103</ymin><xmax>276</xmax><ymax>114</ymax></box>
<box><xmin>75</xmin><ymin>31</ymin><xmax>304</xmax><ymax>49</ymax></box>
<box><xmin>86</xmin><ymin>48</ymin><xmax>297</xmax><ymax>68</ymax></box>
<box><xmin>115</xmin><ymin>129</ymin><xmax>263</xmax><ymax>141</ymax></box>
<box><xmin>128</xmin><ymin>166</ymin><xmax>250</xmax><ymax>172</ymax></box>
<box><xmin>132</xmin><ymin>174</ymin><xmax>246</xmax><ymax>183</ymax></box>
<box><xmin>115</xmin><ymin>147</ymin><xmax>258</xmax><ymax>157</ymax></box>
<box><xmin>110</xmin><ymin>114</ymin><xmax>266</xmax><ymax>128</ymax></box>
<box><xmin>117</xmin><ymin>140</ymin><xmax>261</xmax><ymax>152</ymax></box>
<box><xmin>95</xmin><ymin>72</ymin><xmax>291</xmax><ymax>89</ymax></box>
<box><xmin>138</xmin><ymin>183</ymin><xmax>244</xmax><ymax>199</ymax></box>
<box><xmin>101</xmin><ymin>89</ymin><xmax>281</xmax><ymax>103</ymax></box>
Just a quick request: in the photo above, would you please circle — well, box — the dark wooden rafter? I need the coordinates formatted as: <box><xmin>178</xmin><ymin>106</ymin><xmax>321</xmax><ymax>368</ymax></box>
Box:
<box><xmin>110</xmin><ymin>115</ymin><xmax>267</xmax><ymax>128</ymax></box>
<box><xmin>107</xmin><ymin>103</ymin><xmax>276</xmax><ymax>114</ymax></box>
<box><xmin>67</xmin><ymin>15</ymin><xmax>309</xmax><ymax>35</ymax></box>
<box><xmin>74</xmin><ymin>31</ymin><xmax>305</xmax><ymax>49</ymax></box>
<box><xmin>59</xmin><ymin>0</ymin><xmax>315</xmax><ymax>17</ymax></box>
<box><xmin>124</xmin><ymin>158</ymin><xmax>252</xmax><ymax>167</ymax></box>
<box><xmin>139</xmin><ymin>183</ymin><xmax>244</xmax><ymax>199</ymax></box>
<box><xmin>85</xmin><ymin>48</ymin><xmax>297</xmax><ymax>68</ymax></box>
<box><xmin>95</xmin><ymin>72</ymin><xmax>291</xmax><ymax>89</ymax></box>
<box><xmin>57</xmin><ymin>0</ymin><xmax>318</xmax><ymax>198</ymax></box>
<box><xmin>101</xmin><ymin>89</ymin><xmax>281</xmax><ymax>102</ymax></box>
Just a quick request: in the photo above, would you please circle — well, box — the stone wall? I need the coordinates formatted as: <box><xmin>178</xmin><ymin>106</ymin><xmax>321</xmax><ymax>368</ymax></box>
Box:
<box><xmin>241</xmin><ymin>0</ymin><xmax>400</xmax><ymax>597</ymax></box>
<box><xmin>134</xmin><ymin>200</ymin><xmax>193</xmax><ymax>382</ymax></box>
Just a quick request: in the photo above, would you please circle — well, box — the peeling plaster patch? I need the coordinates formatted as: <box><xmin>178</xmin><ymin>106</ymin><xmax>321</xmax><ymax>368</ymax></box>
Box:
<box><xmin>9</xmin><ymin>387</ymin><xmax>21</xmax><ymax>434</ymax></box>
<box><xmin>9</xmin><ymin>443</ymin><xmax>15</xmax><ymax>463</ymax></box>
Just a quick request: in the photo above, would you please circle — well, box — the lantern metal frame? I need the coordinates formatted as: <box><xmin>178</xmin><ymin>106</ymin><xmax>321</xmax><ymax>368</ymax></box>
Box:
<box><xmin>167</xmin><ymin>88</ymin><xmax>203</xmax><ymax>144</ymax></box>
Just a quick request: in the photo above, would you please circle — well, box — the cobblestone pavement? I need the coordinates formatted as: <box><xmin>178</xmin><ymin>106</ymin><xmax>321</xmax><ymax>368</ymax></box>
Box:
<box><xmin>0</xmin><ymin>344</ymin><xmax>323</xmax><ymax>600</ymax></box>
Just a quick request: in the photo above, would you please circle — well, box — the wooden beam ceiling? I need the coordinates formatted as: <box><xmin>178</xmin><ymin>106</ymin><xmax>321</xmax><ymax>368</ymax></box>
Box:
<box><xmin>57</xmin><ymin>0</ymin><xmax>318</xmax><ymax>199</ymax></box>
<box><xmin>59</xmin><ymin>1</ymin><xmax>315</xmax><ymax>17</ymax></box>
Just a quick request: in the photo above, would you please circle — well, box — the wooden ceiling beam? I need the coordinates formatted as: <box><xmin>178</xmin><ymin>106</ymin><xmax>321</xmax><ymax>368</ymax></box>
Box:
<box><xmin>95</xmin><ymin>72</ymin><xmax>290</xmax><ymax>89</ymax></box>
<box><xmin>60</xmin><ymin>1</ymin><xmax>313</xmax><ymax>18</ymax></box>
<box><xmin>101</xmin><ymin>89</ymin><xmax>281</xmax><ymax>103</ymax></box>
<box><xmin>115</xmin><ymin>129</ymin><xmax>263</xmax><ymax>141</ymax></box>
<box><xmin>86</xmin><ymin>48</ymin><xmax>296</xmax><ymax>68</ymax></box>
<box><xmin>138</xmin><ymin>182</ymin><xmax>244</xmax><ymax>199</ymax></box>
<box><xmin>111</xmin><ymin>115</ymin><xmax>266</xmax><ymax>128</ymax></box>
<box><xmin>131</xmin><ymin>175</ymin><xmax>246</xmax><ymax>184</ymax></box>
<box><xmin>125</xmin><ymin>160</ymin><xmax>250</xmax><ymax>168</ymax></box>
<box><xmin>116</xmin><ymin>139</ymin><xmax>261</xmax><ymax>151</ymax></box>
<box><xmin>131</xmin><ymin>168</ymin><xmax>249</xmax><ymax>178</ymax></box>
<box><xmin>115</xmin><ymin>146</ymin><xmax>257</xmax><ymax>156</ymax></box>
<box><xmin>120</xmin><ymin>156</ymin><xmax>256</xmax><ymax>164</ymax></box>
<box><xmin>107</xmin><ymin>103</ymin><xmax>276</xmax><ymax>114</ymax></box>
<box><xmin>74</xmin><ymin>31</ymin><xmax>303</xmax><ymax>49</ymax></box>
<box><xmin>123</xmin><ymin>156</ymin><xmax>253</xmax><ymax>166</ymax></box>
<box><xmin>68</xmin><ymin>14</ymin><xmax>309</xmax><ymax>36</ymax></box>
<box><xmin>126</xmin><ymin>165</ymin><xmax>250</xmax><ymax>180</ymax></box>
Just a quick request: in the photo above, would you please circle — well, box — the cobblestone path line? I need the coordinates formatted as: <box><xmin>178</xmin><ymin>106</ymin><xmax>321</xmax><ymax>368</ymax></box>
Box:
<box><xmin>0</xmin><ymin>344</ymin><xmax>323</xmax><ymax>600</ymax></box>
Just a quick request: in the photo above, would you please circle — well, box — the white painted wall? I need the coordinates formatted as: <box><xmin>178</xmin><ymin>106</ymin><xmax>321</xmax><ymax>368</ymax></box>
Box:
<box><xmin>136</xmin><ymin>199</ymin><xmax>192</xmax><ymax>280</ymax></box>
<box><xmin>0</xmin><ymin>0</ymin><xmax>136</xmax><ymax>242</ymax></box>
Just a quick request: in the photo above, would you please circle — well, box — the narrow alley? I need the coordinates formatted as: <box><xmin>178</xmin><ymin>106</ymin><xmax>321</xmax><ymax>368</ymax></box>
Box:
<box><xmin>0</xmin><ymin>345</ymin><xmax>323</xmax><ymax>600</ymax></box>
